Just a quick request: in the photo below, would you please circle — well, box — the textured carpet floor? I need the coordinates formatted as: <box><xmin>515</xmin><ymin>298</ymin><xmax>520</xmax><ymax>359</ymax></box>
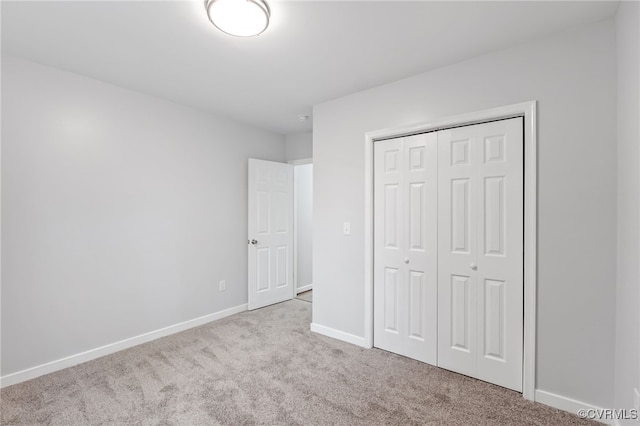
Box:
<box><xmin>1</xmin><ymin>300</ymin><xmax>592</xmax><ymax>425</ymax></box>
<box><xmin>295</xmin><ymin>290</ymin><xmax>312</xmax><ymax>303</ymax></box>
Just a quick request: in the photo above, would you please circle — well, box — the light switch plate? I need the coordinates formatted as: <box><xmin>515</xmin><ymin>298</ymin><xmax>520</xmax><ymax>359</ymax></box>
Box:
<box><xmin>219</xmin><ymin>280</ymin><xmax>226</xmax><ymax>291</ymax></box>
<box><xmin>343</xmin><ymin>222</ymin><xmax>351</xmax><ymax>235</ymax></box>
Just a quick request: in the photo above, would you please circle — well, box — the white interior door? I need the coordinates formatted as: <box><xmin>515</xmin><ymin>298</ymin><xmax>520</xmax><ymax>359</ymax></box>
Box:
<box><xmin>248</xmin><ymin>159</ymin><xmax>294</xmax><ymax>310</ymax></box>
<box><xmin>437</xmin><ymin>117</ymin><xmax>523</xmax><ymax>391</ymax></box>
<box><xmin>373</xmin><ymin>133</ymin><xmax>438</xmax><ymax>365</ymax></box>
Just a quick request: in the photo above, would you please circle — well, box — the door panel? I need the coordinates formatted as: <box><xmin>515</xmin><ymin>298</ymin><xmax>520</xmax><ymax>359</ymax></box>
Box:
<box><xmin>483</xmin><ymin>278</ymin><xmax>506</xmax><ymax>360</ymax></box>
<box><xmin>438</xmin><ymin>118</ymin><xmax>523</xmax><ymax>392</ymax></box>
<box><xmin>384</xmin><ymin>267</ymin><xmax>399</xmax><ymax>332</ymax></box>
<box><xmin>408</xmin><ymin>183</ymin><xmax>425</xmax><ymax>250</ymax></box>
<box><xmin>248</xmin><ymin>159</ymin><xmax>293</xmax><ymax>310</ymax></box>
<box><xmin>408</xmin><ymin>271</ymin><xmax>425</xmax><ymax>339</ymax></box>
<box><xmin>438</xmin><ymin>125</ymin><xmax>478</xmax><ymax>377</ymax></box>
<box><xmin>374</xmin><ymin>133</ymin><xmax>437</xmax><ymax>365</ymax></box>
<box><xmin>256</xmin><ymin>247</ymin><xmax>270</xmax><ymax>292</ymax></box>
<box><xmin>451</xmin><ymin>274</ymin><xmax>471</xmax><ymax>351</ymax></box>
<box><xmin>476</xmin><ymin>118</ymin><xmax>523</xmax><ymax>391</ymax></box>
<box><xmin>384</xmin><ymin>184</ymin><xmax>401</xmax><ymax>248</ymax></box>
<box><xmin>451</xmin><ymin>178</ymin><xmax>471</xmax><ymax>253</ymax></box>
<box><xmin>484</xmin><ymin>176</ymin><xmax>505</xmax><ymax>256</ymax></box>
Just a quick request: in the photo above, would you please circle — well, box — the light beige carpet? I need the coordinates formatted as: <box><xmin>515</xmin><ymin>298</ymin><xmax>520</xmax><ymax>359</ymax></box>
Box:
<box><xmin>295</xmin><ymin>290</ymin><xmax>312</xmax><ymax>303</ymax></box>
<box><xmin>1</xmin><ymin>300</ymin><xmax>592</xmax><ymax>425</ymax></box>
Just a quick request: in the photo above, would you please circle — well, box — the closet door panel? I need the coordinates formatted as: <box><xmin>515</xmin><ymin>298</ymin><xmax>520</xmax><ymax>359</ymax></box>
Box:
<box><xmin>374</xmin><ymin>138</ymin><xmax>404</xmax><ymax>353</ymax></box>
<box><xmin>476</xmin><ymin>118</ymin><xmax>523</xmax><ymax>392</ymax></box>
<box><xmin>374</xmin><ymin>133</ymin><xmax>437</xmax><ymax>365</ymax></box>
<box><xmin>403</xmin><ymin>133</ymin><xmax>438</xmax><ymax>363</ymax></box>
<box><xmin>437</xmin><ymin>126</ymin><xmax>478</xmax><ymax>377</ymax></box>
<box><xmin>437</xmin><ymin>118</ymin><xmax>523</xmax><ymax>392</ymax></box>
<box><xmin>374</xmin><ymin>117</ymin><xmax>524</xmax><ymax>392</ymax></box>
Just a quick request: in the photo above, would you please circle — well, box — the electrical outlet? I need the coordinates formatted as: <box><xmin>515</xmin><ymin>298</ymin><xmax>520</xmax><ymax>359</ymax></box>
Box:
<box><xmin>634</xmin><ymin>388</ymin><xmax>639</xmax><ymax>413</ymax></box>
<box><xmin>219</xmin><ymin>280</ymin><xmax>226</xmax><ymax>292</ymax></box>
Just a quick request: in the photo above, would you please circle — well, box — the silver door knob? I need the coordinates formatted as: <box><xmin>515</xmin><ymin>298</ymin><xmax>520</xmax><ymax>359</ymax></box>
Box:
<box><xmin>249</xmin><ymin>239</ymin><xmax>258</xmax><ymax>245</ymax></box>
<box><xmin>404</xmin><ymin>258</ymin><xmax>410</xmax><ymax>264</ymax></box>
<box><xmin>470</xmin><ymin>263</ymin><xmax>478</xmax><ymax>271</ymax></box>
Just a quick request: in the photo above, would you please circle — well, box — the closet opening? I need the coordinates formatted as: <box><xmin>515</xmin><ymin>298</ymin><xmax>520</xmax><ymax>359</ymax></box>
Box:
<box><xmin>363</xmin><ymin>101</ymin><xmax>537</xmax><ymax>401</ymax></box>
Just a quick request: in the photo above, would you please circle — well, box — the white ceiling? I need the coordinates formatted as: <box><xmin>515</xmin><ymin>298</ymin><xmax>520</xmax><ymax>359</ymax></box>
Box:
<box><xmin>2</xmin><ymin>1</ymin><xmax>619</xmax><ymax>135</ymax></box>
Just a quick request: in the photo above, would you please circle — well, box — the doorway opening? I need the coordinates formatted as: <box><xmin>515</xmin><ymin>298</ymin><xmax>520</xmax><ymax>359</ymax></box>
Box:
<box><xmin>291</xmin><ymin>159</ymin><xmax>313</xmax><ymax>304</ymax></box>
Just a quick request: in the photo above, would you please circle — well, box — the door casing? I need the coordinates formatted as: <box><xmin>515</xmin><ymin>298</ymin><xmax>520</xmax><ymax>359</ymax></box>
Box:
<box><xmin>363</xmin><ymin>101</ymin><xmax>537</xmax><ymax>401</ymax></box>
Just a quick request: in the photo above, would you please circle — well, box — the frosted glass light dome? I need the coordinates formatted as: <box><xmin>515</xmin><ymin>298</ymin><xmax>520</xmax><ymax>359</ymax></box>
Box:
<box><xmin>205</xmin><ymin>0</ymin><xmax>270</xmax><ymax>37</ymax></box>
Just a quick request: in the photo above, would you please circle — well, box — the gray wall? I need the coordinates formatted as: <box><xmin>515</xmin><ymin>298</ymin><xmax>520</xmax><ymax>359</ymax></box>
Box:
<box><xmin>285</xmin><ymin>132</ymin><xmax>313</xmax><ymax>161</ymax></box>
<box><xmin>614</xmin><ymin>1</ymin><xmax>640</xmax><ymax>417</ymax></box>
<box><xmin>1</xmin><ymin>55</ymin><xmax>286</xmax><ymax>376</ymax></box>
<box><xmin>294</xmin><ymin>164</ymin><xmax>313</xmax><ymax>290</ymax></box>
<box><xmin>312</xmin><ymin>20</ymin><xmax>616</xmax><ymax>408</ymax></box>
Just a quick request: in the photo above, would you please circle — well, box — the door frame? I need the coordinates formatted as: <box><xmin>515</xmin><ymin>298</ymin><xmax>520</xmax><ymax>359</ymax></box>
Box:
<box><xmin>289</xmin><ymin>158</ymin><xmax>313</xmax><ymax>297</ymax></box>
<box><xmin>363</xmin><ymin>101</ymin><xmax>537</xmax><ymax>401</ymax></box>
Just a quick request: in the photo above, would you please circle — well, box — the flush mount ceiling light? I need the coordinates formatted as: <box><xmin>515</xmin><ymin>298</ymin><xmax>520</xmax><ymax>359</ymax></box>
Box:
<box><xmin>205</xmin><ymin>0</ymin><xmax>270</xmax><ymax>37</ymax></box>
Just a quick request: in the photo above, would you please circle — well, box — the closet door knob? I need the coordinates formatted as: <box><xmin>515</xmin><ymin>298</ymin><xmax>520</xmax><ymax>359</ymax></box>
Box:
<box><xmin>404</xmin><ymin>258</ymin><xmax>410</xmax><ymax>264</ymax></box>
<box><xmin>470</xmin><ymin>263</ymin><xmax>478</xmax><ymax>271</ymax></box>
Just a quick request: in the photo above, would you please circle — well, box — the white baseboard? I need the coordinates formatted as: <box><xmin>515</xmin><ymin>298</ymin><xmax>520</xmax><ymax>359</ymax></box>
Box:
<box><xmin>535</xmin><ymin>389</ymin><xmax>613</xmax><ymax>425</ymax></box>
<box><xmin>310</xmin><ymin>323</ymin><xmax>367</xmax><ymax>347</ymax></box>
<box><xmin>296</xmin><ymin>284</ymin><xmax>313</xmax><ymax>294</ymax></box>
<box><xmin>0</xmin><ymin>303</ymin><xmax>248</xmax><ymax>389</ymax></box>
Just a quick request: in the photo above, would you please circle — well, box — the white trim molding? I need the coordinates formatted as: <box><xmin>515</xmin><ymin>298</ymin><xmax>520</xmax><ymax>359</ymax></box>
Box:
<box><xmin>296</xmin><ymin>284</ymin><xmax>313</xmax><ymax>294</ymax></box>
<box><xmin>288</xmin><ymin>158</ymin><xmax>313</xmax><ymax>166</ymax></box>
<box><xmin>363</xmin><ymin>101</ymin><xmax>538</xmax><ymax>401</ymax></box>
<box><xmin>310</xmin><ymin>323</ymin><xmax>367</xmax><ymax>348</ymax></box>
<box><xmin>535</xmin><ymin>390</ymin><xmax>613</xmax><ymax>425</ymax></box>
<box><xmin>0</xmin><ymin>303</ymin><xmax>248</xmax><ymax>388</ymax></box>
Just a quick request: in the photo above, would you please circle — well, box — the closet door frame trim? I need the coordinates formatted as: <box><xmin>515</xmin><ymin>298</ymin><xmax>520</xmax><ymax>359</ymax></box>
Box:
<box><xmin>363</xmin><ymin>101</ymin><xmax>537</xmax><ymax>401</ymax></box>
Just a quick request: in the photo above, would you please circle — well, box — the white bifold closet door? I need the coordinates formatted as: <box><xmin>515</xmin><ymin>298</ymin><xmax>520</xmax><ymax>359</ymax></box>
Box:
<box><xmin>373</xmin><ymin>117</ymin><xmax>523</xmax><ymax>392</ymax></box>
<box><xmin>373</xmin><ymin>132</ymin><xmax>438</xmax><ymax>364</ymax></box>
<box><xmin>437</xmin><ymin>117</ymin><xmax>523</xmax><ymax>392</ymax></box>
